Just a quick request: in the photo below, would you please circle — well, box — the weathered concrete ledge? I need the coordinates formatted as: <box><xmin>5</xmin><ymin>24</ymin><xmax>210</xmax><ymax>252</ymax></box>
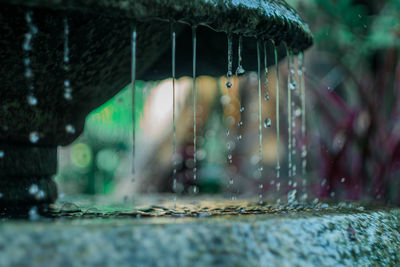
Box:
<box><xmin>0</xmin><ymin>209</ymin><xmax>399</xmax><ymax>266</ymax></box>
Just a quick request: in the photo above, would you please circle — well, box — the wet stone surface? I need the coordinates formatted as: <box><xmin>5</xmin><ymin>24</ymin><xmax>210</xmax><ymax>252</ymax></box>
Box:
<box><xmin>0</xmin><ymin>196</ymin><xmax>399</xmax><ymax>266</ymax></box>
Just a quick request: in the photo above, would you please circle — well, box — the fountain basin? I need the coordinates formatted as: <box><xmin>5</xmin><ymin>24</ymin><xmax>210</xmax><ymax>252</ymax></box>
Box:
<box><xmin>0</xmin><ymin>200</ymin><xmax>398</xmax><ymax>266</ymax></box>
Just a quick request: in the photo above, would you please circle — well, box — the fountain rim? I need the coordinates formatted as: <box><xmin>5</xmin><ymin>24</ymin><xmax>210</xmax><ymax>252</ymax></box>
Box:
<box><xmin>2</xmin><ymin>0</ymin><xmax>313</xmax><ymax>52</ymax></box>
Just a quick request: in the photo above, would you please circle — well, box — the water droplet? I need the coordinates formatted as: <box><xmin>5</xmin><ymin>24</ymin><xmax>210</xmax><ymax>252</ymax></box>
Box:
<box><xmin>235</xmin><ymin>66</ymin><xmax>245</xmax><ymax>76</ymax></box>
<box><xmin>228</xmin><ymin>154</ymin><xmax>232</xmax><ymax>160</ymax></box>
<box><xmin>253</xmin><ymin>170</ymin><xmax>261</xmax><ymax>179</ymax></box>
<box><xmin>226</xmin><ymin>34</ymin><xmax>233</xmax><ymax>88</ymax></box>
<box><xmin>229</xmin><ymin>179</ymin><xmax>233</xmax><ymax>185</ymax></box>
<box><xmin>25</xmin><ymin>68</ymin><xmax>33</xmax><ymax>79</ymax></box>
<box><xmin>172</xmin><ymin>178</ymin><xmax>177</xmax><ymax>191</ymax></box>
<box><xmin>258</xmin><ymin>184</ymin><xmax>263</xmax><ymax>189</ymax></box>
<box><xmin>23</xmin><ymin>58</ymin><xmax>30</xmax><ymax>66</ymax></box>
<box><xmin>240</xmin><ymin>107</ymin><xmax>245</xmax><ymax>113</ymax></box>
<box><xmin>287</xmin><ymin>189</ymin><xmax>297</xmax><ymax>205</ymax></box>
<box><xmin>341</xmin><ymin>177</ymin><xmax>346</xmax><ymax>183</ymax></box>
<box><xmin>264</xmin><ymin>92</ymin><xmax>270</xmax><ymax>101</ymax></box>
<box><xmin>289</xmin><ymin>83</ymin><xmax>296</xmax><ymax>90</ymax></box>
<box><xmin>29</xmin><ymin>131</ymin><xmax>39</xmax><ymax>143</ymax></box>
<box><xmin>65</xmin><ymin>124</ymin><xmax>76</xmax><ymax>134</ymax></box>
<box><xmin>226</xmin><ymin>130</ymin><xmax>230</xmax><ymax>136</ymax></box>
<box><xmin>35</xmin><ymin>190</ymin><xmax>45</xmax><ymax>200</ymax></box>
<box><xmin>297</xmin><ymin>69</ymin><xmax>303</xmax><ymax>76</ymax></box>
<box><xmin>0</xmin><ymin>150</ymin><xmax>4</xmax><ymax>158</ymax></box>
<box><xmin>60</xmin><ymin>203</ymin><xmax>81</xmax><ymax>213</ymax></box>
<box><xmin>264</xmin><ymin>118</ymin><xmax>272</xmax><ymax>128</ymax></box>
<box><xmin>294</xmin><ymin>107</ymin><xmax>302</xmax><ymax>117</ymax></box>
<box><xmin>29</xmin><ymin>206</ymin><xmax>40</xmax><ymax>220</ymax></box>
<box><xmin>236</xmin><ymin>135</ymin><xmax>242</xmax><ymax>141</ymax></box>
<box><xmin>29</xmin><ymin>184</ymin><xmax>39</xmax><ymax>195</ymax></box>
<box><xmin>0</xmin><ymin>193</ymin><xmax>3</xmax><ymax>198</ymax></box>
<box><xmin>64</xmin><ymin>80</ymin><xmax>70</xmax><ymax>87</ymax></box>
<box><xmin>64</xmin><ymin>91</ymin><xmax>73</xmax><ymax>100</ymax></box>
<box><xmin>237</xmin><ymin>121</ymin><xmax>243</xmax><ymax>127</ymax></box>
<box><xmin>27</xmin><ymin>94</ymin><xmax>38</xmax><ymax>106</ymax></box>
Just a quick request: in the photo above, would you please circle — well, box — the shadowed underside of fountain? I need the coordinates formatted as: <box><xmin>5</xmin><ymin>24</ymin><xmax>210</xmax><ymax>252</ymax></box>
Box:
<box><xmin>2</xmin><ymin>0</ymin><xmax>312</xmax><ymax>50</ymax></box>
<box><xmin>0</xmin><ymin>0</ymin><xmax>312</xmax><ymax>207</ymax></box>
<box><xmin>0</xmin><ymin>0</ymin><xmax>312</xmax><ymax>146</ymax></box>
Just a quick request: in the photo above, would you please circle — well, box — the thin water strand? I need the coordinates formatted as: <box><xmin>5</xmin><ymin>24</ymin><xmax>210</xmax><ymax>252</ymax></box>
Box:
<box><xmin>263</xmin><ymin>41</ymin><xmax>270</xmax><ymax>101</ymax></box>
<box><xmin>171</xmin><ymin>23</ymin><xmax>178</xmax><ymax>196</ymax></box>
<box><xmin>287</xmin><ymin>48</ymin><xmax>292</xmax><ymax>178</ymax></box>
<box><xmin>23</xmin><ymin>10</ymin><xmax>38</xmax><ymax>106</ymax></box>
<box><xmin>289</xmin><ymin>54</ymin><xmax>297</xmax><ymax>177</ymax></box>
<box><xmin>274</xmin><ymin>43</ymin><xmax>281</xmax><ymax>179</ymax></box>
<box><xmin>131</xmin><ymin>25</ymin><xmax>137</xmax><ymax>175</ymax></box>
<box><xmin>299</xmin><ymin>52</ymin><xmax>307</xmax><ymax>175</ymax></box>
<box><xmin>226</xmin><ymin>33</ymin><xmax>234</xmax><ymax>197</ymax></box>
<box><xmin>236</xmin><ymin>35</ymin><xmax>245</xmax><ymax>76</ymax></box>
<box><xmin>63</xmin><ymin>17</ymin><xmax>73</xmax><ymax>101</ymax></box>
<box><xmin>192</xmin><ymin>26</ymin><xmax>198</xmax><ymax>193</ymax></box>
<box><xmin>226</xmin><ymin>33</ymin><xmax>233</xmax><ymax>88</ymax></box>
<box><xmin>257</xmin><ymin>40</ymin><xmax>263</xmax><ymax>203</ymax></box>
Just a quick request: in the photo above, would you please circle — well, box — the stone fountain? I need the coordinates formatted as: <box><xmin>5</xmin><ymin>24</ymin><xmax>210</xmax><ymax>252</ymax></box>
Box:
<box><xmin>1</xmin><ymin>1</ymin><xmax>399</xmax><ymax>266</ymax></box>
<box><xmin>0</xmin><ymin>0</ymin><xmax>311</xmax><ymax>208</ymax></box>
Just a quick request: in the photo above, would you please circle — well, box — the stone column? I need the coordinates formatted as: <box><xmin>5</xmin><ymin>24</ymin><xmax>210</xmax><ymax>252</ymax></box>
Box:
<box><xmin>0</xmin><ymin>144</ymin><xmax>57</xmax><ymax>212</ymax></box>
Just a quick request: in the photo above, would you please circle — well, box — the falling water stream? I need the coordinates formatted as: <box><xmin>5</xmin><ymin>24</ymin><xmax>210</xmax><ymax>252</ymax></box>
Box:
<box><xmin>256</xmin><ymin>40</ymin><xmax>263</xmax><ymax>203</ymax></box>
<box><xmin>287</xmin><ymin>49</ymin><xmax>293</xmax><ymax>178</ymax></box>
<box><xmin>226</xmin><ymin>34</ymin><xmax>233</xmax><ymax>88</ymax></box>
<box><xmin>236</xmin><ymin>35</ymin><xmax>245</xmax><ymax>76</ymax></box>
<box><xmin>236</xmin><ymin>35</ymin><xmax>245</xmax><ymax>142</ymax></box>
<box><xmin>299</xmin><ymin>52</ymin><xmax>307</xmax><ymax>176</ymax></box>
<box><xmin>63</xmin><ymin>18</ymin><xmax>72</xmax><ymax>101</ymax></box>
<box><xmin>192</xmin><ymin>26</ymin><xmax>198</xmax><ymax>193</ymax></box>
<box><xmin>131</xmin><ymin>25</ymin><xmax>137</xmax><ymax>176</ymax></box>
<box><xmin>274</xmin><ymin>43</ymin><xmax>281</xmax><ymax>180</ymax></box>
<box><xmin>123</xmin><ymin>25</ymin><xmax>309</xmax><ymax>203</ymax></box>
<box><xmin>263</xmin><ymin>42</ymin><xmax>270</xmax><ymax>102</ymax></box>
<box><xmin>23</xmin><ymin>11</ymin><xmax>40</xmax><ymax>144</ymax></box>
<box><xmin>289</xmin><ymin>53</ymin><xmax>297</xmax><ymax>178</ymax></box>
<box><xmin>171</xmin><ymin>23</ymin><xmax>177</xmax><ymax>198</ymax></box>
<box><xmin>23</xmin><ymin>11</ymin><xmax>38</xmax><ymax>106</ymax></box>
<box><xmin>262</xmin><ymin>43</ymin><xmax>271</xmax><ymax>130</ymax></box>
<box><xmin>226</xmin><ymin>33</ymin><xmax>234</xmax><ymax>198</ymax></box>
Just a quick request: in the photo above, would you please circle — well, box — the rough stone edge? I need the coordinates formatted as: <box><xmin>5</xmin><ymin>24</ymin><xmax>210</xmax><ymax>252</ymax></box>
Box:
<box><xmin>0</xmin><ymin>209</ymin><xmax>399</xmax><ymax>266</ymax></box>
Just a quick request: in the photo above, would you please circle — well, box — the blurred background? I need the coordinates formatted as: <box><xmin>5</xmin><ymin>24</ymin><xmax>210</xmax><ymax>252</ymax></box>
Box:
<box><xmin>55</xmin><ymin>0</ymin><xmax>400</xmax><ymax>204</ymax></box>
